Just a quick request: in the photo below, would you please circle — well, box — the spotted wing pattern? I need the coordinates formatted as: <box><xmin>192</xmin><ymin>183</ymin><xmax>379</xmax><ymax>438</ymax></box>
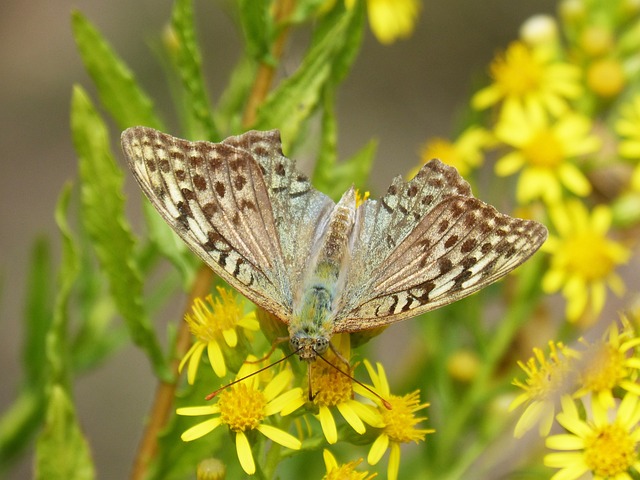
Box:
<box><xmin>121</xmin><ymin>127</ymin><xmax>334</xmax><ymax>323</ymax></box>
<box><xmin>333</xmin><ymin>160</ymin><xmax>547</xmax><ymax>332</ymax></box>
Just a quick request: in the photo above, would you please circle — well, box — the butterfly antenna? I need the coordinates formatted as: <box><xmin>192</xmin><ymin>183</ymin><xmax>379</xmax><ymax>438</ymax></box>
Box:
<box><xmin>205</xmin><ymin>347</ymin><xmax>301</xmax><ymax>401</ymax></box>
<box><xmin>316</xmin><ymin>354</ymin><xmax>392</xmax><ymax>410</ymax></box>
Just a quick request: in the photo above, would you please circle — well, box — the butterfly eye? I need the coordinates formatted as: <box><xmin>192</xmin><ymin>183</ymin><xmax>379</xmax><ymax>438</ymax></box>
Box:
<box><xmin>314</xmin><ymin>338</ymin><xmax>329</xmax><ymax>354</ymax></box>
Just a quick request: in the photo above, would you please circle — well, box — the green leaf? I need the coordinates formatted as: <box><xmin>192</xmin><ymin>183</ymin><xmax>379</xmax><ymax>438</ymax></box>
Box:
<box><xmin>0</xmin><ymin>391</ymin><xmax>43</xmax><ymax>471</ymax></box>
<box><xmin>168</xmin><ymin>0</ymin><xmax>218</xmax><ymax>140</ymax></box>
<box><xmin>35</xmin><ymin>185</ymin><xmax>94</xmax><ymax>480</ymax></box>
<box><xmin>214</xmin><ymin>55</ymin><xmax>257</xmax><ymax>134</ymax></box>
<box><xmin>23</xmin><ymin>237</ymin><xmax>54</xmax><ymax>388</ymax></box>
<box><xmin>71</xmin><ymin>10</ymin><xmax>164</xmax><ymax>130</ymax></box>
<box><xmin>237</xmin><ymin>0</ymin><xmax>273</xmax><ymax>63</ymax></box>
<box><xmin>50</xmin><ymin>183</ymin><xmax>80</xmax><ymax>387</ymax></box>
<box><xmin>313</xmin><ymin>87</ymin><xmax>376</xmax><ymax>200</ymax></box>
<box><xmin>34</xmin><ymin>386</ymin><xmax>95</xmax><ymax>480</ymax></box>
<box><xmin>0</xmin><ymin>239</ymin><xmax>55</xmax><ymax>469</ymax></box>
<box><xmin>253</xmin><ymin>8</ymin><xmax>355</xmax><ymax>144</ymax></box>
<box><xmin>311</xmin><ymin>0</ymin><xmax>365</xmax><ymax>85</ymax></box>
<box><xmin>71</xmin><ymin>85</ymin><xmax>170</xmax><ymax>380</ymax></box>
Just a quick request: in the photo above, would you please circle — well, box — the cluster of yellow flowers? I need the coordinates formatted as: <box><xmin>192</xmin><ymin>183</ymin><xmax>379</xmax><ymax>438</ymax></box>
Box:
<box><xmin>512</xmin><ymin>316</ymin><xmax>640</xmax><ymax>479</ymax></box>
<box><xmin>415</xmin><ymin>1</ymin><xmax>640</xmax><ymax>477</ymax></box>
<box><xmin>177</xmin><ymin>287</ymin><xmax>433</xmax><ymax>479</ymax></box>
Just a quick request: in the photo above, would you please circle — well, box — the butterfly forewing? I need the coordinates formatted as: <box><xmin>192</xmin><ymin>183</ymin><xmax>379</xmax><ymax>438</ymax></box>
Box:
<box><xmin>121</xmin><ymin>127</ymin><xmax>299</xmax><ymax>322</ymax></box>
<box><xmin>333</xmin><ymin>160</ymin><xmax>547</xmax><ymax>332</ymax></box>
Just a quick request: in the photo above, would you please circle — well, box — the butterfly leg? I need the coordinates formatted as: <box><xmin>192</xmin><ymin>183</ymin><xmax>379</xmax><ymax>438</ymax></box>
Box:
<box><xmin>244</xmin><ymin>336</ymin><xmax>290</xmax><ymax>364</ymax></box>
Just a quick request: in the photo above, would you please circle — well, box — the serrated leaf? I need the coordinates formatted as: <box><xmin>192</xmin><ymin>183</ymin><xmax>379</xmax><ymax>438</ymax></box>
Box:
<box><xmin>71</xmin><ymin>85</ymin><xmax>169</xmax><ymax>380</ymax></box>
<box><xmin>71</xmin><ymin>10</ymin><xmax>164</xmax><ymax>130</ymax></box>
<box><xmin>253</xmin><ymin>8</ymin><xmax>354</xmax><ymax>143</ymax></box>
<box><xmin>169</xmin><ymin>0</ymin><xmax>217</xmax><ymax>140</ymax></box>
<box><xmin>35</xmin><ymin>386</ymin><xmax>95</xmax><ymax>480</ymax></box>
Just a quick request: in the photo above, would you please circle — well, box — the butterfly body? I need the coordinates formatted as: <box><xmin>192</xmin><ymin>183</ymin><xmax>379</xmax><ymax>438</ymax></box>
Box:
<box><xmin>121</xmin><ymin>127</ymin><xmax>547</xmax><ymax>362</ymax></box>
<box><xmin>290</xmin><ymin>188</ymin><xmax>357</xmax><ymax>360</ymax></box>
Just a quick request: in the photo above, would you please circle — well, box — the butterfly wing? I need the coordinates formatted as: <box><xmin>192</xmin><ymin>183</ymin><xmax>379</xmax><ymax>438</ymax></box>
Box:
<box><xmin>121</xmin><ymin>127</ymin><xmax>333</xmax><ymax>322</ymax></box>
<box><xmin>221</xmin><ymin>131</ymin><xmax>335</xmax><ymax>294</ymax></box>
<box><xmin>333</xmin><ymin>159</ymin><xmax>547</xmax><ymax>332</ymax></box>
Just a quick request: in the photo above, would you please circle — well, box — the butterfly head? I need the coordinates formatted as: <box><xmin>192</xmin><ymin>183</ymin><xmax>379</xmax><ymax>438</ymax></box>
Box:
<box><xmin>289</xmin><ymin>334</ymin><xmax>330</xmax><ymax>361</ymax></box>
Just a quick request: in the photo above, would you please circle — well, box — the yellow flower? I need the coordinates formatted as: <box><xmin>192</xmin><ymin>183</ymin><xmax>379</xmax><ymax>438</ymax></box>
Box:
<box><xmin>345</xmin><ymin>0</ymin><xmax>420</xmax><ymax>44</ymax></box>
<box><xmin>472</xmin><ymin>41</ymin><xmax>582</xmax><ymax>118</ymax></box>
<box><xmin>542</xmin><ymin>201</ymin><xmax>630</xmax><ymax>322</ymax></box>
<box><xmin>177</xmin><ymin>357</ymin><xmax>303</xmax><ymax>475</ymax></box>
<box><xmin>545</xmin><ymin>394</ymin><xmax>640</xmax><ymax>479</ymax></box>
<box><xmin>415</xmin><ymin>126</ymin><xmax>491</xmax><ymax>177</ymax></box>
<box><xmin>361</xmin><ymin>361</ymin><xmax>433</xmax><ymax>480</ymax></box>
<box><xmin>586</xmin><ymin>58</ymin><xmax>626</xmax><ymax>98</ymax></box>
<box><xmin>179</xmin><ymin>287</ymin><xmax>259</xmax><ymax>382</ymax></box>
<box><xmin>616</xmin><ymin>94</ymin><xmax>640</xmax><ymax>159</ymax></box>
<box><xmin>321</xmin><ymin>449</ymin><xmax>376</xmax><ymax>480</ymax></box>
<box><xmin>494</xmin><ymin>104</ymin><xmax>599</xmax><ymax>204</ymax></box>
<box><xmin>281</xmin><ymin>334</ymin><xmax>383</xmax><ymax>444</ymax></box>
<box><xmin>575</xmin><ymin>318</ymin><xmax>640</xmax><ymax>407</ymax></box>
<box><xmin>510</xmin><ymin>341</ymin><xmax>580</xmax><ymax>437</ymax></box>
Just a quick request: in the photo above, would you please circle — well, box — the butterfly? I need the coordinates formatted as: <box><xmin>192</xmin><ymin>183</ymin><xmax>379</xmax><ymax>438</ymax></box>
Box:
<box><xmin>121</xmin><ymin>127</ymin><xmax>547</xmax><ymax>361</ymax></box>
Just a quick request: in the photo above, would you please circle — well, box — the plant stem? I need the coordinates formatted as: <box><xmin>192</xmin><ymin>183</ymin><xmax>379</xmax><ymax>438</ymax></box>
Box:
<box><xmin>130</xmin><ymin>265</ymin><xmax>213</xmax><ymax>480</ymax></box>
<box><xmin>241</xmin><ymin>0</ymin><xmax>296</xmax><ymax>128</ymax></box>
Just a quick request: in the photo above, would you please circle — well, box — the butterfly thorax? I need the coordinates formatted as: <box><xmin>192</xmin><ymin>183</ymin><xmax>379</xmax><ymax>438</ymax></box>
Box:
<box><xmin>289</xmin><ymin>188</ymin><xmax>356</xmax><ymax>361</ymax></box>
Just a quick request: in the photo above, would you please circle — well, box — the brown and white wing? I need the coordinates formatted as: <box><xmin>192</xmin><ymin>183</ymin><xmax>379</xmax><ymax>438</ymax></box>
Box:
<box><xmin>220</xmin><ymin>131</ymin><xmax>335</xmax><ymax>292</ymax></box>
<box><xmin>121</xmin><ymin>127</ymin><xmax>334</xmax><ymax>322</ymax></box>
<box><xmin>333</xmin><ymin>159</ymin><xmax>547</xmax><ymax>332</ymax></box>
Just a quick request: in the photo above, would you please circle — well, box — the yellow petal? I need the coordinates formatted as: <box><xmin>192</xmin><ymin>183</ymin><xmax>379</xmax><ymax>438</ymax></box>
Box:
<box><xmin>495</xmin><ymin>152</ymin><xmax>525</xmax><ymax>176</ymax></box>
<box><xmin>323</xmin><ymin>449</ymin><xmax>338</xmax><ymax>471</ymax></box>
<box><xmin>265</xmin><ymin>388</ymin><xmax>304</xmax><ymax>416</ymax></box>
<box><xmin>235</xmin><ymin>431</ymin><xmax>256</xmax><ymax>475</ymax></box>
<box><xmin>337</xmin><ymin>402</ymin><xmax>366</xmax><ymax>434</ymax></box>
<box><xmin>368</xmin><ymin>433</ymin><xmax>389</xmax><ymax>465</ymax></box>
<box><xmin>207</xmin><ymin>340</ymin><xmax>226</xmax><ymax>378</ymax></box>
<box><xmin>176</xmin><ymin>405</ymin><xmax>219</xmax><ymax>416</ymax></box>
<box><xmin>318</xmin><ymin>405</ymin><xmax>338</xmax><ymax>444</ymax></box>
<box><xmin>180</xmin><ymin>418</ymin><xmax>222</xmax><ymax>441</ymax></box>
<box><xmin>546</xmin><ymin>434</ymin><xmax>585</xmax><ymax>450</ymax></box>
<box><xmin>257</xmin><ymin>424</ymin><xmax>301</xmax><ymax>450</ymax></box>
<box><xmin>222</xmin><ymin>328</ymin><xmax>238</xmax><ymax>348</ymax></box>
<box><xmin>387</xmin><ymin>442</ymin><xmax>401</xmax><ymax>480</ymax></box>
<box><xmin>187</xmin><ymin>342</ymin><xmax>206</xmax><ymax>384</ymax></box>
